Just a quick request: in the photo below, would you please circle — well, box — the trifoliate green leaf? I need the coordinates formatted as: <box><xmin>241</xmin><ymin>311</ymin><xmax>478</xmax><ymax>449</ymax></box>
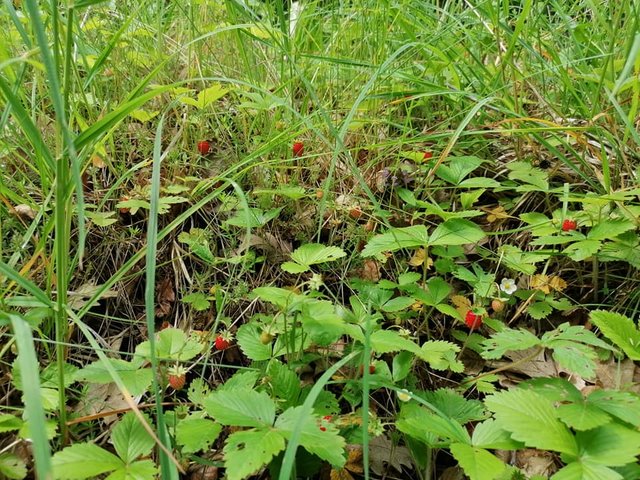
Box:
<box><xmin>397</xmin><ymin>403</ymin><xmax>470</xmax><ymax>445</ymax></box>
<box><xmin>576</xmin><ymin>424</ymin><xmax>640</xmax><ymax>466</ymax></box>
<box><xmin>290</xmin><ymin>243</ymin><xmax>346</xmax><ymax>266</ymax></box>
<box><xmin>111</xmin><ymin>412</ymin><xmax>154</xmax><ymax>463</ymax></box>
<box><xmin>275</xmin><ymin>407</ymin><xmax>346</xmax><ymax>467</ymax></box>
<box><xmin>429</xmin><ymin>219</ymin><xmax>486</xmax><ymax>246</ymax></box>
<box><xmin>418</xmin><ymin>341</ymin><xmax>463</xmax><ymax>372</ymax></box>
<box><xmin>481</xmin><ymin>328</ymin><xmax>541</xmax><ymax>359</ymax></box>
<box><xmin>52</xmin><ymin>443</ymin><xmax>123</xmax><ymax>479</ymax></box>
<box><xmin>370</xmin><ymin>330</ymin><xmax>421</xmax><ymax>354</ymax></box>
<box><xmin>223</xmin><ymin>428</ymin><xmax>285</xmax><ymax>480</ymax></box>
<box><xmin>449</xmin><ymin>443</ymin><xmax>506</xmax><ymax>480</ymax></box>
<box><xmin>587</xmin><ymin>390</ymin><xmax>640</xmax><ymax>427</ymax></box>
<box><xmin>176</xmin><ymin>417</ymin><xmax>221</xmax><ymax>454</ymax></box>
<box><xmin>105</xmin><ymin>460</ymin><xmax>157</xmax><ymax>480</ymax></box>
<box><xmin>204</xmin><ymin>389</ymin><xmax>275</xmax><ymax>427</ymax></box>
<box><xmin>361</xmin><ymin>225</ymin><xmax>429</xmax><ymax>257</ymax></box>
<box><xmin>0</xmin><ymin>452</ymin><xmax>27</xmax><ymax>480</ymax></box>
<box><xmin>485</xmin><ymin>388</ymin><xmax>577</xmax><ymax>455</ymax></box>
<box><xmin>589</xmin><ymin>310</ymin><xmax>640</xmax><ymax>360</ymax></box>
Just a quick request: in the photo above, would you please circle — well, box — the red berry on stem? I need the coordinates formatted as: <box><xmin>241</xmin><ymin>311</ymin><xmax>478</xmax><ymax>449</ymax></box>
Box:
<box><xmin>465</xmin><ymin>310</ymin><xmax>483</xmax><ymax>329</ymax></box>
<box><xmin>423</xmin><ymin>151</ymin><xmax>433</xmax><ymax>160</ymax></box>
<box><xmin>562</xmin><ymin>219</ymin><xmax>577</xmax><ymax>231</ymax></box>
<box><xmin>292</xmin><ymin>141</ymin><xmax>304</xmax><ymax>157</ymax></box>
<box><xmin>215</xmin><ymin>334</ymin><xmax>231</xmax><ymax>351</ymax></box>
<box><xmin>198</xmin><ymin>140</ymin><xmax>210</xmax><ymax>155</ymax></box>
<box><xmin>168</xmin><ymin>373</ymin><xmax>186</xmax><ymax>390</ymax></box>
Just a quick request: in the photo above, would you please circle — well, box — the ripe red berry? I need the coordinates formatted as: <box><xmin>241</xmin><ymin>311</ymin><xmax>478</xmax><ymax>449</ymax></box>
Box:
<box><xmin>168</xmin><ymin>373</ymin><xmax>185</xmax><ymax>390</ymax></box>
<box><xmin>465</xmin><ymin>310</ymin><xmax>483</xmax><ymax>329</ymax></box>
<box><xmin>292</xmin><ymin>141</ymin><xmax>304</xmax><ymax>157</ymax></box>
<box><xmin>319</xmin><ymin>426</ymin><xmax>327</xmax><ymax>432</ymax></box>
<box><xmin>167</xmin><ymin>365</ymin><xmax>187</xmax><ymax>390</ymax></box>
<box><xmin>349</xmin><ymin>207</ymin><xmax>363</xmax><ymax>219</ymax></box>
<box><xmin>198</xmin><ymin>140</ymin><xmax>211</xmax><ymax>155</ymax></box>
<box><xmin>215</xmin><ymin>334</ymin><xmax>231</xmax><ymax>350</ymax></box>
<box><xmin>323</xmin><ymin>415</ymin><xmax>332</xmax><ymax>422</ymax></box>
<box><xmin>423</xmin><ymin>151</ymin><xmax>433</xmax><ymax>160</ymax></box>
<box><xmin>562</xmin><ymin>219</ymin><xmax>577</xmax><ymax>232</ymax></box>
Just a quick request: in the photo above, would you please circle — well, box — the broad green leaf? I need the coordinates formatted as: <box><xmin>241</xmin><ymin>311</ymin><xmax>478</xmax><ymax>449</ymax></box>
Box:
<box><xmin>587</xmin><ymin>390</ymin><xmax>640</xmax><ymax>427</ymax></box>
<box><xmin>217</xmin><ymin>370</ymin><xmax>261</xmax><ymax>393</ymax></box>
<box><xmin>204</xmin><ymin>389</ymin><xmax>275</xmax><ymax>427</ymax></box>
<box><xmin>180</xmin><ymin>84</ymin><xmax>229</xmax><ymax>109</ymax></box>
<box><xmin>587</xmin><ymin>219</ymin><xmax>635</xmax><ymax>241</ymax></box>
<box><xmin>128</xmin><ymin>109</ymin><xmax>159</xmax><ymax>122</ymax></box>
<box><xmin>419</xmin><ymin>389</ymin><xmax>485</xmax><ymax>424</ymax></box>
<box><xmin>275</xmin><ymin>406</ymin><xmax>346</xmax><ymax>467</ymax></box>
<box><xmin>551</xmin><ymin>342</ymin><xmax>597</xmax><ymax>379</ymax></box>
<box><xmin>576</xmin><ymin>424</ymin><xmax>640</xmax><ymax>466</ymax></box>
<box><xmin>251</xmin><ymin>287</ymin><xmax>300</xmax><ymax>309</ymax></box>
<box><xmin>0</xmin><ymin>452</ymin><xmax>27</xmax><ymax>480</ymax></box>
<box><xmin>472</xmin><ymin>419</ymin><xmax>523</xmax><ymax>450</ymax></box>
<box><xmin>557</xmin><ymin>401</ymin><xmax>611</xmax><ymax>431</ymax></box>
<box><xmin>223</xmin><ymin>428</ymin><xmax>285</xmax><ymax>480</ymax></box>
<box><xmin>361</xmin><ymin>225</ymin><xmax>429</xmax><ymax>257</ymax></box>
<box><xmin>418</xmin><ymin>341</ymin><xmax>463</xmax><ymax>372</ymax></box>
<box><xmin>458</xmin><ymin>177</ymin><xmax>501</xmax><ymax>188</ymax></box>
<box><xmin>527</xmin><ymin>301</ymin><xmax>553</xmax><ymax>320</ymax></box>
<box><xmin>429</xmin><ymin>219</ymin><xmax>486</xmax><ymax>246</ymax></box>
<box><xmin>449</xmin><ymin>443</ymin><xmax>506</xmax><ymax>480</ymax></box>
<box><xmin>299</xmin><ymin>299</ymin><xmax>345</xmax><ymax>345</ymax></box>
<box><xmin>370</xmin><ymin>330</ymin><xmax>421</xmax><ymax>355</ymax></box>
<box><xmin>281</xmin><ymin>262</ymin><xmax>310</xmax><ymax>274</ymax></box>
<box><xmin>381</xmin><ymin>296</ymin><xmax>416</xmax><ymax>312</ymax></box>
<box><xmin>176</xmin><ymin>417</ymin><xmax>221</xmax><ymax>454</ymax></box>
<box><xmin>225</xmin><ymin>207</ymin><xmax>282</xmax><ymax>228</ymax></box>
<box><xmin>519</xmin><ymin>212</ymin><xmax>555</xmax><ymax>237</ymax></box>
<box><xmin>563</xmin><ymin>239</ymin><xmax>602</xmax><ymax>261</ymax></box>
<box><xmin>499</xmin><ymin>244</ymin><xmax>549</xmax><ymax>274</ymax></box>
<box><xmin>52</xmin><ymin>443</ymin><xmax>122</xmax><ymax>479</ymax></box>
<box><xmin>178</xmin><ymin>229</ymin><xmax>215</xmax><ymax>264</ymax></box>
<box><xmin>111</xmin><ymin>412</ymin><xmax>154</xmax><ymax>463</ymax></box>
<box><xmin>485</xmin><ymin>388</ymin><xmax>577</xmax><ymax>455</ymax></box>
<box><xmin>481</xmin><ymin>328</ymin><xmax>541</xmax><ymax>359</ymax></box>
<box><xmin>507</xmin><ymin>161</ymin><xmax>548</xmax><ymax>190</ymax></box>
<box><xmin>75</xmin><ymin>359</ymin><xmax>153</xmax><ymax>396</ymax></box>
<box><xmin>135</xmin><ymin>328</ymin><xmax>204</xmax><ymax>362</ymax></box>
<box><xmin>290</xmin><ymin>244</ymin><xmax>346</xmax><ymax>266</ymax></box>
<box><xmin>589</xmin><ymin>310</ymin><xmax>640</xmax><ymax>360</ymax></box>
<box><xmin>267</xmin><ymin>361</ymin><xmax>301</xmax><ymax>408</ymax></box>
<box><xmin>85</xmin><ymin>210</ymin><xmax>117</xmax><ymax>227</ymax></box>
<box><xmin>552</xmin><ymin>461</ymin><xmax>621</xmax><ymax>480</ymax></box>
<box><xmin>0</xmin><ymin>414</ymin><xmax>23</xmax><ymax>433</ymax></box>
<box><xmin>599</xmin><ymin>233</ymin><xmax>640</xmax><ymax>268</ymax></box>
<box><xmin>104</xmin><ymin>460</ymin><xmax>157</xmax><ymax>480</ymax></box>
<box><xmin>392</xmin><ymin>351</ymin><xmax>414</xmax><ymax>382</ymax></box>
<box><xmin>434</xmin><ymin>156</ymin><xmax>484</xmax><ymax>185</ymax></box>
<box><xmin>397</xmin><ymin>403</ymin><xmax>470</xmax><ymax>445</ymax></box>
<box><xmin>182</xmin><ymin>292</ymin><xmax>210</xmax><ymax>311</ymax></box>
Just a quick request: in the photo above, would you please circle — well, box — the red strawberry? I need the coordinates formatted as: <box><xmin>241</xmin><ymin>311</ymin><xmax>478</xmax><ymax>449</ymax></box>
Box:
<box><xmin>198</xmin><ymin>140</ymin><xmax>211</xmax><ymax>155</ymax></box>
<box><xmin>215</xmin><ymin>332</ymin><xmax>232</xmax><ymax>351</ymax></box>
<box><xmin>562</xmin><ymin>219</ymin><xmax>577</xmax><ymax>231</ymax></box>
<box><xmin>465</xmin><ymin>310</ymin><xmax>483</xmax><ymax>329</ymax></box>
<box><xmin>292</xmin><ymin>141</ymin><xmax>304</xmax><ymax>157</ymax></box>
<box><xmin>167</xmin><ymin>365</ymin><xmax>187</xmax><ymax>390</ymax></box>
<box><xmin>423</xmin><ymin>151</ymin><xmax>433</xmax><ymax>160</ymax></box>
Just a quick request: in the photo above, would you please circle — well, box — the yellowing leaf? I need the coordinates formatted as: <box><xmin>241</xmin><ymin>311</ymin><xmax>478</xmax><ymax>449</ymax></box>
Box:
<box><xmin>451</xmin><ymin>295</ymin><xmax>472</xmax><ymax>318</ymax></box>
<box><xmin>408</xmin><ymin>248</ymin><xmax>432</xmax><ymax>268</ymax></box>
<box><xmin>530</xmin><ymin>274</ymin><xmax>551</xmax><ymax>294</ymax></box>
<box><xmin>548</xmin><ymin>276</ymin><xmax>567</xmax><ymax>292</ymax></box>
<box><xmin>484</xmin><ymin>205</ymin><xmax>510</xmax><ymax>223</ymax></box>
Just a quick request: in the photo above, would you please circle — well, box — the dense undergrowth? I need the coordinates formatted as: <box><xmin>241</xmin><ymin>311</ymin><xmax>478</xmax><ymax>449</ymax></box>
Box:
<box><xmin>1</xmin><ymin>0</ymin><xmax>640</xmax><ymax>479</ymax></box>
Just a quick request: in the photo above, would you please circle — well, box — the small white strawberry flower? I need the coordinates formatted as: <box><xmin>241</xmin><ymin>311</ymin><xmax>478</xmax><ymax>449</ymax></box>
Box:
<box><xmin>500</xmin><ymin>278</ymin><xmax>517</xmax><ymax>295</ymax></box>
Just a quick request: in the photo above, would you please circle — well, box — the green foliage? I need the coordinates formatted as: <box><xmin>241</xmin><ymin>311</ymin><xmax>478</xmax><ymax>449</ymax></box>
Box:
<box><xmin>52</xmin><ymin>413</ymin><xmax>157</xmax><ymax>480</ymax></box>
<box><xmin>281</xmin><ymin>243</ymin><xmax>346</xmax><ymax>273</ymax></box>
<box><xmin>589</xmin><ymin>310</ymin><xmax>640</xmax><ymax>360</ymax></box>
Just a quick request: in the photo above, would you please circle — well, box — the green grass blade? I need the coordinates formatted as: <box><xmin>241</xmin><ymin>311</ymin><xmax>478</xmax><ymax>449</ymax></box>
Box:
<box><xmin>6</xmin><ymin>313</ymin><xmax>53</xmax><ymax>480</ymax></box>
<box><xmin>145</xmin><ymin>114</ymin><xmax>179</xmax><ymax>480</ymax></box>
